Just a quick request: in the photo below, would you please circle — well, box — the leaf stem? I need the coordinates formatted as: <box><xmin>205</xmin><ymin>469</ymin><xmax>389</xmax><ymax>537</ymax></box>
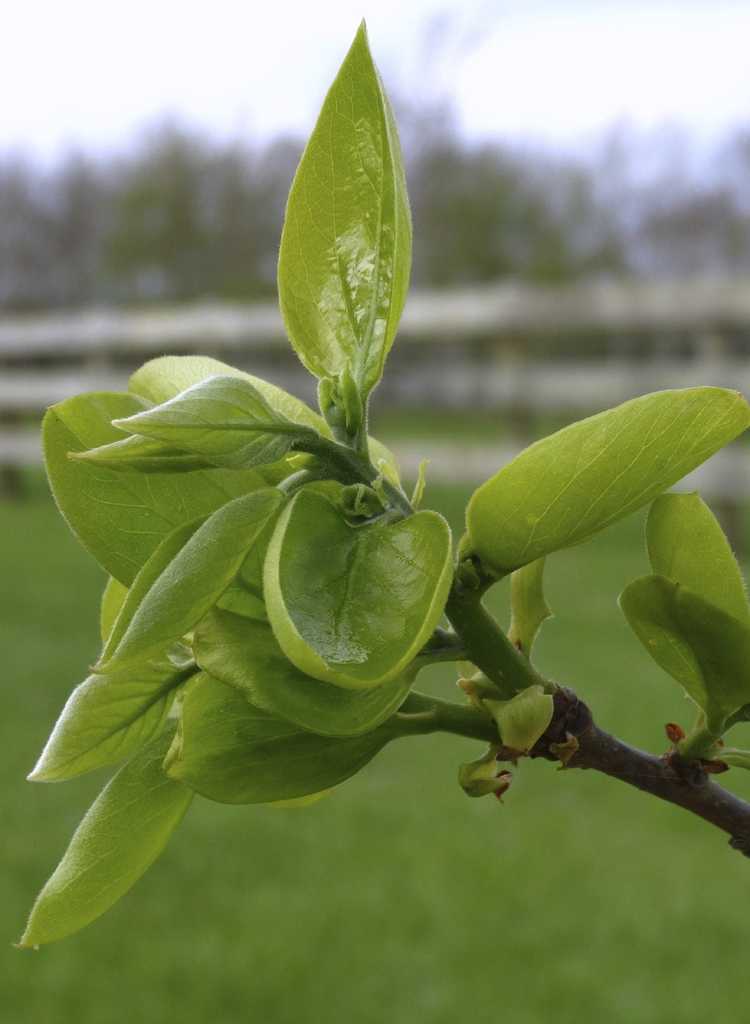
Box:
<box><xmin>391</xmin><ymin>691</ymin><xmax>497</xmax><ymax>743</ymax></box>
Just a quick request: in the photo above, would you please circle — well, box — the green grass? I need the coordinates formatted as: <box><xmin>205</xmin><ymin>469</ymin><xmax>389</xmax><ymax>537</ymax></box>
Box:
<box><xmin>4</xmin><ymin>484</ymin><xmax>750</xmax><ymax>1024</ymax></box>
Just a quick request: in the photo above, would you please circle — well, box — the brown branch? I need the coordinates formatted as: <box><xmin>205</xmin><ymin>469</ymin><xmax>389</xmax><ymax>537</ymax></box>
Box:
<box><xmin>523</xmin><ymin>688</ymin><xmax>750</xmax><ymax>857</ymax></box>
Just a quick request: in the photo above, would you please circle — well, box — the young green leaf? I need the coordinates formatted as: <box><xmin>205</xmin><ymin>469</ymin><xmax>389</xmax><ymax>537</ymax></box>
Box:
<box><xmin>44</xmin><ymin>391</ymin><xmax>278</xmax><ymax>585</ymax></box>
<box><xmin>101</xmin><ymin>517</ymin><xmax>207</xmax><ymax>662</ymax></box>
<box><xmin>99</xmin><ymin>488</ymin><xmax>283</xmax><ymax>671</ymax></box>
<box><xmin>264</xmin><ymin>489</ymin><xmax>453</xmax><ymax>689</ymax></box>
<box><xmin>100</xmin><ymin>576</ymin><xmax>128</xmax><ymax>644</ymax></box>
<box><xmin>484</xmin><ymin>686</ymin><xmax>554</xmax><ymax>753</ymax></box>
<box><xmin>467</xmin><ymin>387</ymin><xmax>750</xmax><ymax>574</ymax></box>
<box><xmin>19</xmin><ymin>732</ymin><xmax>192</xmax><ymax>948</ymax></box>
<box><xmin>508</xmin><ymin>558</ymin><xmax>551</xmax><ymax>656</ymax></box>
<box><xmin>113</xmin><ymin>376</ymin><xmax>319</xmax><ymax>470</ymax></box>
<box><xmin>130</xmin><ymin>354</ymin><xmax>401</xmax><ymax>484</ymax></box>
<box><xmin>165</xmin><ymin>673</ymin><xmax>393</xmax><ymax>803</ymax></box>
<box><xmin>194</xmin><ymin>608</ymin><xmax>415</xmax><ymax>737</ymax></box>
<box><xmin>646</xmin><ymin>492</ymin><xmax>749</xmax><ymax>624</ymax></box>
<box><xmin>27</xmin><ymin>660</ymin><xmax>193</xmax><ymax>782</ymax></box>
<box><xmin>277</xmin><ymin>22</ymin><xmax>411</xmax><ymax>399</ymax></box>
<box><xmin>619</xmin><ymin>574</ymin><xmax>750</xmax><ymax>730</ymax></box>
<box><xmin>72</xmin><ymin>433</ymin><xmax>215</xmax><ymax>473</ymax></box>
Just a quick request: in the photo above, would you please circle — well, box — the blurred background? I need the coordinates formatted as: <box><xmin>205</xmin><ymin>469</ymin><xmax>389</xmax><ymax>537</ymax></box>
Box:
<box><xmin>5</xmin><ymin>1</ymin><xmax>750</xmax><ymax>1020</ymax></box>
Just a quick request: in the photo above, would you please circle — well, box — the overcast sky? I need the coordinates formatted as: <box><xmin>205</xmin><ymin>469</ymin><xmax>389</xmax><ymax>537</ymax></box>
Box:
<box><xmin>2</xmin><ymin>0</ymin><xmax>749</xmax><ymax>159</ymax></box>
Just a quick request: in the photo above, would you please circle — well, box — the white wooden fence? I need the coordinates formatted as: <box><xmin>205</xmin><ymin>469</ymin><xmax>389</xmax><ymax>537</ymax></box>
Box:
<box><xmin>2</xmin><ymin>276</ymin><xmax>749</xmax><ymax>501</ymax></box>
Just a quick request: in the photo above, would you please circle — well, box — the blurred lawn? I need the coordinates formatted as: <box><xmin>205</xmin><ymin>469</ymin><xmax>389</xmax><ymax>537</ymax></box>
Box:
<box><xmin>4</xmin><ymin>479</ymin><xmax>750</xmax><ymax>1024</ymax></box>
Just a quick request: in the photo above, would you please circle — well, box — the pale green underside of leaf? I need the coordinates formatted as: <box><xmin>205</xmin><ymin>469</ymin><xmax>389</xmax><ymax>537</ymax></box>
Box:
<box><xmin>194</xmin><ymin>608</ymin><xmax>415</xmax><ymax>737</ymax></box>
<box><xmin>467</xmin><ymin>387</ymin><xmax>750</xmax><ymax>573</ymax></box>
<box><xmin>100</xmin><ymin>577</ymin><xmax>128</xmax><ymax>645</ymax></box>
<box><xmin>27</xmin><ymin>663</ymin><xmax>189</xmax><ymax>782</ymax></box>
<box><xmin>166</xmin><ymin>673</ymin><xmax>392</xmax><ymax>803</ymax></box>
<box><xmin>278</xmin><ymin>22</ymin><xmax>411</xmax><ymax>398</ymax></box>
<box><xmin>646</xmin><ymin>491</ymin><xmax>750</xmax><ymax>624</ymax></box>
<box><xmin>619</xmin><ymin>574</ymin><xmax>750</xmax><ymax>727</ymax></box>
<box><xmin>43</xmin><ymin>391</ymin><xmax>275</xmax><ymax>586</ymax></box>
<box><xmin>508</xmin><ymin>558</ymin><xmax>551</xmax><ymax>656</ymax></box>
<box><xmin>19</xmin><ymin>732</ymin><xmax>192</xmax><ymax>948</ymax></box>
<box><xmin>114</xmin><ymin>375</ymin><xmax>311</xmax><ymax>470</ymax></box>
<box><xmin>99</xmin><ymin>489</ymin><xmax>283</xmax><ymax>672</ymax></box>
<box><xmin>127</xmin><ymin>354</ymin><xmax>401</xmax><ymax>483</ymax></box>
<box><xmin>264</xmin><ymin>490</ymin><xmax>453</xmax><ymax>689</ymax></box>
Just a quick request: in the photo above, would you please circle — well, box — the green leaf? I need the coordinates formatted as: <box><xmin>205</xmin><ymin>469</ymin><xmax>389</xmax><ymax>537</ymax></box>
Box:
<box><xmin>27</xmin><ymin>660</ymin><xmax>192</xmax><ymax>782</ymax></box>
<box><xmin>113</xmin><ymin>376</ymin><xmax>319</xmax><ymax>470</ymax></box>
<box><xmin>101</xmin><ymin>517</ymin><xmax>207</xmax><ymax>662</ymax></box>
<box><xmin>99</xmin><ymin>488</ymin><xmax>283</xmax><ymax>672</ymax></box>
<box><xmin>166</xmin><ymin>673</ymin><xmax>392</xmax><ymax>803</ymax></box>
<box><xmin>508</xmin><ymin>558</ymin><xmax>551</xmax><ymax>656</ymax></box>
<box><xmin>720</xmin><ymin>749</ymin><xmax>750</xmax><ymax>769</ymax></box>
<box><xmin>43</xmin><ymin>391</ymin><xmax>277</xmax><ymax>585</ymax></box>
<box><xmin>264</xmin><ymin>490</ymin><xmax>452</xmax><ymax>689</ymax></box>
<box><xmin>277</xmin><ymin>22</ymin><xmax>411</xmax><ymax>399</ymax></box>
<box><xmin>484</xmin><ymin>686</ymin><xmax>554</xmax><ymax>753</ymax></box>
<box><xmin>619</xmin><ymin>575</ymin><xmax>750</xmax><ymax>729</ymax></box>
<box><xmin>19</xmin><ymin>732</ymin><xmax>192</xmax><ymax>948</ymax></box>
<box><xmin>194</xmin><ymin>608</ymin><xmax>415</xmax><ymax>737</ymax></box>
<box><xmin>646</xmin><ymin>492</ymin><xmax>749</xmax><ymax>624</ymax></box>
<box><xmin>129</xmin><ymin>354</ymin><xmax>401</xmax><ymax>484</ymax></box>
<box><xmin>100</xmin><ymin>577</ymin><xmax>128</xmax><ymax>644</ymax></box>
<box><xmin>72</xmin><ymin>433</ymin><xmax>216</xmax><ymax>473</ymax></box>
<box><xmin>467</xmin><ymin>387</ymin><xmax>750</xmax><ymax>574</ymax></box>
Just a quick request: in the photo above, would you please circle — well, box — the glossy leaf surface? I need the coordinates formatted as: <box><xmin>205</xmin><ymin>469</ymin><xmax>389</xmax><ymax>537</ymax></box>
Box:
<box><xmin>43</xmin><ymin>391</ymin><xmax>273</xmax><ymax>585</ymax></box>
<box><xmin>100</xmin><ymin>489</ymin><xmax>283</xmax><ymax>671</ymax></box>
<box><xmin>278</xmin><ymin>23</ymin><xmax>411</xmax><ymax>398</ymax></box>
<box><xmin>646</xmin><ymin>492</ymin><xmax>749</xmax><ymax>624</ymax></box>
<box><xmin>166</xmin><ymin>673</ymin><xmax>391</xmax><ymax>803</ymax></box>
<box><xmin>264</xmin><ymin>490</ymin><xmax>452</xmax><ymax>688</ymax></box>
<box><xmin>20</xmin><ymin>733</ymin><xmax>192</xmax><ymax>947</ymax></box>
<box><xmin>113</xmin><ymin>376</ymin><xmax>317</xmax><ymax>470</ymax></box>
<box><xmin>194</xmin><ymin>608</ymin><xmax>415</xmax><ymax>736</ymax></box>
<box><xmin>619</xmin><ymin>575</ymin><xmax>750</xmax><ymax>728</ymax></box>
<box><xmin>467</xmin><ymin>387</ymin><xmax>750</xmax><ymax>573</ymax></box>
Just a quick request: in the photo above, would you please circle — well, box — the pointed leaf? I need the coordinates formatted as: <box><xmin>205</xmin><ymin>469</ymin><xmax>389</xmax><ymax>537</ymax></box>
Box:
<box><xmin>646</xmin><ymin>491</ymin><xmax>749</xmax><ymax>624</ymax></box>
<box><xmin>264</xmin><ymin>490</ymin><xmax>452</xmax><ymax>689</ymax></box>
<box><xmin>72</xmin><ymin>433</ymin><xmax>215</xmax><ymax>473</ymax></box>
<box><xmin>467</xmin><ymin>387</ymin><xmax>750</xmax><ymax>573</ymax></box>
<box><xmin>113</xmin><ymin>376</ymin><xmax>318</xmax><ymax>470</ymax></box>
<box><xmin>278</xmin><ymin>22</ymin><xmax>411</xmax><ymax>399</ymax></box>
<box><xmin>508</xmin><ymin>558</ymin><xmax>551</xmax><ymax>656</ymax></box>
<box><xmin>128</xmin><ymin>353</ymin><xmax>401</xmax><ymax>482</ymax></box>
<box><xmin>43</xmin><ymin>391</ymin><xmax>277</xmax><ymax>585</ymax></box>
<box><xmin>19</xmin><ymin>732</ymin><xmax>192</xmax><ymax>948</ymax></box>
<box><xmin>100</xmin><ymin>489</ymin><xmax>283</xmax><ymax>671</ymax></box>
<box><xmin>194</xmin><ymin>608</ymin><xmax>415</xmax><ymax>737</ymax></box>
<box><xmin>27</xmin><ymin>661</ymin><xmax>192</xmax><ymax>782</ymax></box>
<box><xmin>166</xmin><ymin>673</ymin><xmax>392</xmax><ymax>803</ymax></box>
<box><xmin>620</xmin><ymin>574</ymin><xmax>750</xmax><ymax>728</ymax></box>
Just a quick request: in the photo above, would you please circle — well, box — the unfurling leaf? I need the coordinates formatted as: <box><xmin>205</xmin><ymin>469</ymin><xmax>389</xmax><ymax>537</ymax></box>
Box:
<box><xmin>112</xmin><ymin>375</ymin><xmax>319</xmax><ymax>470</ymax></box>
<box><xmin>99</xmin><ymin>488</ymin><xmax>283</xmax><ymax>671</ymax></box>
<box><xmin>128</xmin><ymin>354</ymin><xmax>401</xmax><ymax>483</ymax></box>
<box><xmin>71</xmin><ymin>433</ymin><xmax>216</xmax><ymax>473</ymax></box>
<box><xmin>619</xmin><ymin>575</ymin><xmax>750</xmax><ymax>731</ymax></box>
<box><xmin>19</xmin><ymin>732</ymin><xmax>192</xmax><ymax>948</ymax></box>
<box><xmin>264</xmin><ymin>489</ymin><xmax>452</xmax><ymax>689</ymax></box>
<box><xmin>458</xmin><ymin>746</ymin><xmax>505</xmax><ymax>797</ymax></box>
<box><xmin>194</xmin><ymin>608</ymin><xmax>415</xmax><ymax>737</ymax></box>
<box><xmin>508</xmin><ymin>558</ymin><xmax>551</xmax><ymax>656</ymax></box>
<box><xmin>278</xmin><ymin>22</ymin><xmax>411</xmax><ymax>400</ymax></box>
<box><xmin>100</xmin><ymin>576</ymin><xmax>128</xmax><ymax>644</ymax></box>
<box><xmin>43</xmin><ymin>391</ymin><xmax>277</xmax><ymax>585</ymax></box>
<box><xmin>646</xmin><ymin>492</ymin><xmax>749</xmax><ymax>624</ymax></box>
<box><xmin>484</xmin><ymin>686</ymin><xmax>554</xmax><ymax>753</ymax></box>
<box><xmin>467</xmin><ymin>387</ymin><xmax>750</xmax><ymax>574</ymax></box>
<box><xmin>165</xmin><ymin>673</ymin><xmax>392</xmax><ymax>803</ymax></box>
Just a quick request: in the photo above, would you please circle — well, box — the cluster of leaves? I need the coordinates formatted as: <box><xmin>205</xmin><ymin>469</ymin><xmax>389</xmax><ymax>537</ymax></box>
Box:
<box><xmin>19</xmin><ymin>23</ymin><xmax>750</xmax><ymax>949</ymax></box>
